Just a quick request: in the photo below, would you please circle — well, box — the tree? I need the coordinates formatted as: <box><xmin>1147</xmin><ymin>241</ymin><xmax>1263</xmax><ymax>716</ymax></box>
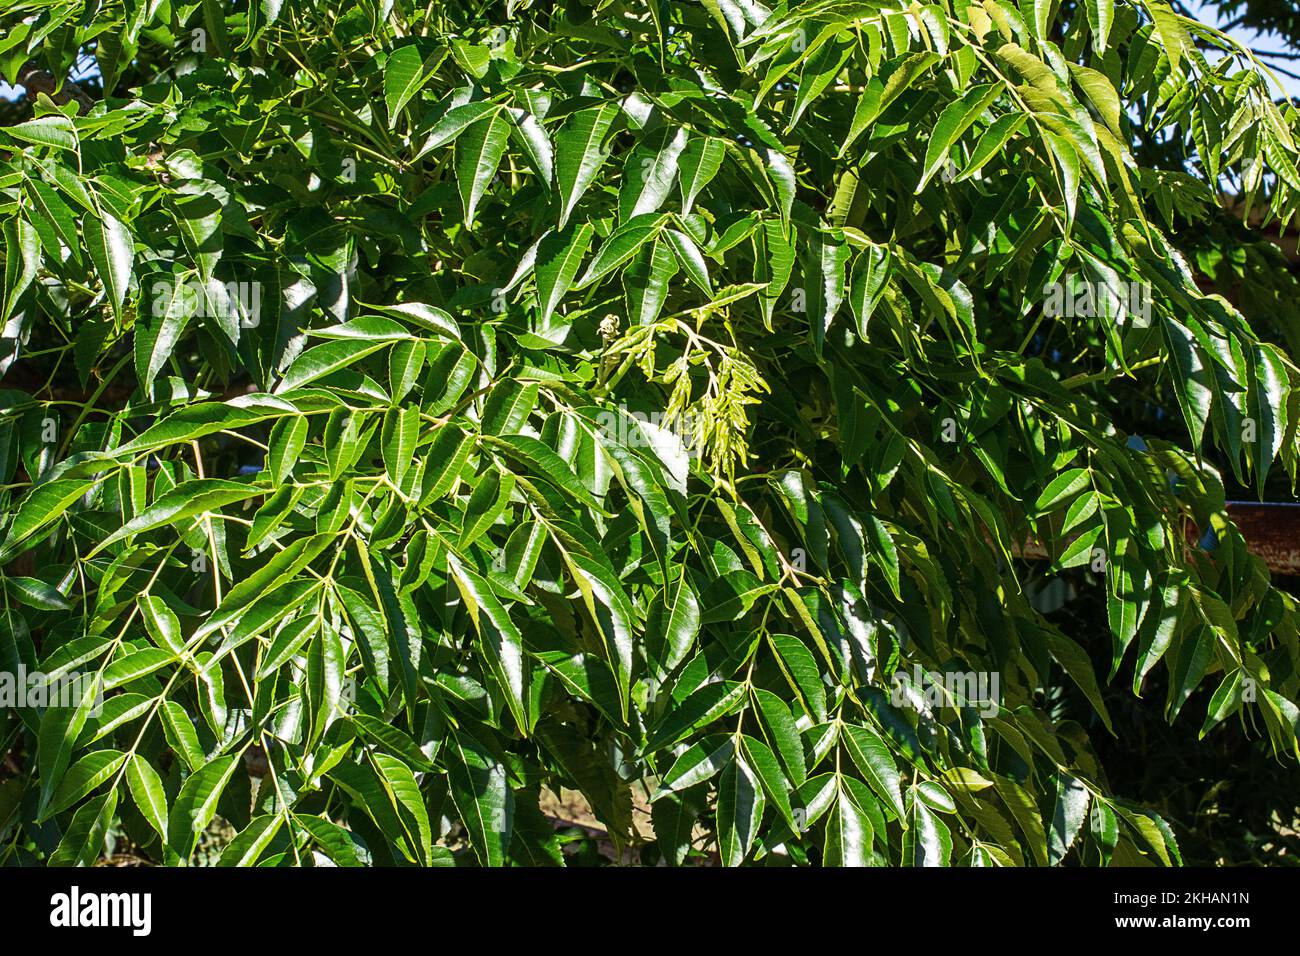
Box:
<box><xmin>1197</xmin><ymin>0</ymin><xmax>1300</xmax><ymax>49</ymax></box>
<box><xmin>0</xmin><ymin>0</ymin><xmax>1298</xmax><ymax>867</ymax></box>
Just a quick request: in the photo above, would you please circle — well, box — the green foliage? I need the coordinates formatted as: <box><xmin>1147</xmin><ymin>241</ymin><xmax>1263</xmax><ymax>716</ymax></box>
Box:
<box><xmin>1</xmin><ymin>0</ymin><xmax>1299</xmax><ymax>867</ymax></box>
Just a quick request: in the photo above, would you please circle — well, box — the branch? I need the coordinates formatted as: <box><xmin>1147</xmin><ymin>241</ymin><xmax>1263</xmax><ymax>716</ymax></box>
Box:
<box><xmin>15</xmin><ymin>64</ymin><xmax>96</xmax><ymax>116</ymax></box>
